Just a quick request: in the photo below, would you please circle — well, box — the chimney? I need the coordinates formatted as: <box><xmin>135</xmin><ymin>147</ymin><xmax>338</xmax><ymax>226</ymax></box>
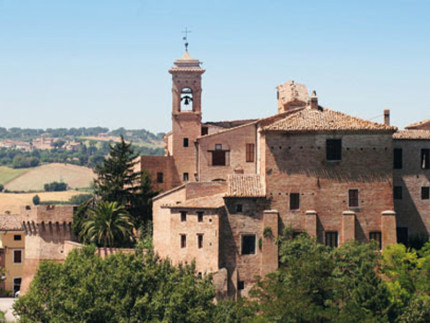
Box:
<box><xmin>310</xmin><ymin>90</ymin><xmax>318</xmax><ymax>110</ymax></box>
<box><xmin>384</xmin><ymin>109</ymin><xmax>390</xmax><ymax>125</ymax></box>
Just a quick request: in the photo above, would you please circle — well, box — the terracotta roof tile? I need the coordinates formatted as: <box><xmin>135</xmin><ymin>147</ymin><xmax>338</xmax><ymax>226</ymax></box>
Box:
<box><xmin>262</xmin><ymin>107</ymin><xmax>397</xmax><ymax>133</ymax></box>
<box><xmin>226</xmin><ymin>175</ymin><xmax>265</xmax><ymax>198</ymax></box>
<box><xmin>393</xmin><ymin>130</ymin><xmax>430</xmax><ymax>140</ymax></box>
<box><xmin>405</xmin><ymin>118</ymin><xmax>430</xmax><ymax>130</ymax></box>
<box><xmin>0</xmin><ymin>214</ymin><xmax>23</xmax><ymax>231</ymax></box>
<box><xmin>204</xmin><ymin>119</ymin><xmax>258</xmax><ymax>129</ymax></box>
<box><xmin>164</xmin><ymin>194</ymin><xmax>225</xmax><ymax>209</ymax></box>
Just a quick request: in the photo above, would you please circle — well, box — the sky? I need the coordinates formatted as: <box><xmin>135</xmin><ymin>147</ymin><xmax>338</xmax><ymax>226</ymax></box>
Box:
<box><xmin>0</xmin><ymin>0</ymin><xmax>429</xmax><ymax>133</ymax></box>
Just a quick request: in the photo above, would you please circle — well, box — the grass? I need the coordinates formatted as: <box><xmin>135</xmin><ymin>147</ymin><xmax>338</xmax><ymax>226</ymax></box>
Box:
<box><xmin>4</xmin><ymin>163</ymin><xmax>95</xmax><ymax>192</ymax></box>
<box><xmin>0</xmin><ymin>167</ymin><xmax>30</xmax><ymax>186</ymax></box>
<box><xmin>0</xmin><ymin>191</ymin><xmax>86</xmax><ymax>214</ymax></box>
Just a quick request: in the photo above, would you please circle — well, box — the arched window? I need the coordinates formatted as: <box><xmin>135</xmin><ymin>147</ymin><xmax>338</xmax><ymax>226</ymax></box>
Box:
<box><xmin>180</xmin><ymin>88</ymin><xmax>193</xmax><ymax>111</ymax></box>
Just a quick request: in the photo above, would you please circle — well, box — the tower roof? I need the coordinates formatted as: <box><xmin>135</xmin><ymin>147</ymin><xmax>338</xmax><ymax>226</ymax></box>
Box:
<box><xmin>169</xmin><ymin>51</ymin><xmax>205</xmax><ymax>74</ymax></box>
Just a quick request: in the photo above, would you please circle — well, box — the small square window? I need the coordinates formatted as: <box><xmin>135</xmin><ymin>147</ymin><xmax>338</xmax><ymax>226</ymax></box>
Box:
<box><xmin>180</xmin><ymin>211</ymin><xmax>187</xmax><ymax>222</ymax></box>
<box><xmin>14</xmin><ymin>235</ymin><xmax>22</xmax><ymax>241</ymax></box>
<box><xmin>241</xmin><ymin>234</ymin><xmax>256</xmax><ymax>255</ymax></box>
<box><xmin>290</xmin><ymin>193</ymin><xmax>300</xmax><ymax>210</ymax></box>
<box><xmin>197</xmin><ymin>234</ymin><xmax>203</xmax><ymax>249</ymax></box>
<box><xmin>325</xmin><ymin>232</ymin><xmax>338</xmax><ymax>248</ymax></box>
<box><xmin>201</xmin><ymin>127</ymin><xmax>208</xmax><ymax>136</ymax></box>
<box><xmin>238</xmin><ymin>281</ymin><xmax>245</xmax><ymax>290</ymax></box>
<box><xmin>369</xmin><ymin>232</ymin><xmax>382</xmax><ymax>250</ymax></box>
<box><xmin>197</xmin><ymin>212</ymin><xmax>204</xmax><ymax>222</ymax></box>
<box><xmin>180</xmin><ymin>234</ymin><xmax>186</xmax><ymax>248</ymax></box>
<box><xmin>348</xmin><ymin>189</ymin><xmax>359</xmax><ymax>208</ymax></box>
<box><xmin>13</xmin><ymin>250</ymin><xmax>22</xmax><ymax>264</ymax></box>
<box><xmin>183</xmin><ymin>138</ymin><xmax>189</xmax><ymax>147</ymax></box>
<box><xmin>157</xmin><ymin>172</ymin><xmax>164</xmax><ymax>183</ymax></box>
<box><xmin>326</xmin><ymin>139</ymin><xmax>342</xmax><ymax>161</ymax></box>
<box><xmin>236</xmin><ymin>204</ymin><xmax>243</xmax><ymax>213</ymax></box>
<box><xmin>394</xmin><ymin>186</ymin><xmax>402</xmax><ymax>200</ymax></box>
<box><xmin>183</xmin><ymin>173</ymin><xmax>189</xmax><ymax>181</ymax></box>
<box><xmin>422</xmin><ymin>187</ymin><xmax>430</xmax><ymax>200</ymax></box>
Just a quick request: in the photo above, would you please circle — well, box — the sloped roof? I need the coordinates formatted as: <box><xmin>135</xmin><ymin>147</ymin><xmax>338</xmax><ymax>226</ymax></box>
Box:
<box><xmin>405</xmin><ymin>119</ymin><xmax>430</xmax><ymax>130</ymax></box>
<box><xmin>203</xmin><ymin>119</ymin><xmax>258</xmax><ymax>129</ymax></box>
<box><xmin>393</xmin><ymin>130</ymin><xmax>430</xmax><ymax>140</ymax></box>
<box><xmin>0</xmin><ymin>214</ymin><xmax>23</xmax><ymax>231</ymax></box>
<box><xmin>163</xmin><ymin>193</ymin><xmax>225</xmax><ymax>209</ymax></box>
<box><xmin>226</xmin><ymin>175</ymin><xmax>265</xmax><ymax>198</ymax></box>
<box><xmin>262</xmin><ymin>107</ymin><xmax>397</xmax><ymax>133</ymax></box>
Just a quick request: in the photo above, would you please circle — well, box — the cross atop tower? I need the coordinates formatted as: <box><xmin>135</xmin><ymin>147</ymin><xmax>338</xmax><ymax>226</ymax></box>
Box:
<box><xmin>182</xmin><ymin>27</ymin><xmax>192</xmax><ymax>52</ymax></box>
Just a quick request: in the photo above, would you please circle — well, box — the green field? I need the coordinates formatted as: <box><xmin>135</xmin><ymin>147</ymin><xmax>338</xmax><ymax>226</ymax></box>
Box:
<box><xmin>0</xmin><ymin>166</ymin><xmax>30</xmax><ymax>185</ymax></box>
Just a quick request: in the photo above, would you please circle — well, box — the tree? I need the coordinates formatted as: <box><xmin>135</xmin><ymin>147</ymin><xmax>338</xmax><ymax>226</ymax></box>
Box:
<box><xmin>14</xmin><ymin>247</ymin><xmax>216</xmax><ymax>323</ymax></box>
<box><xmin>79</xmin><ymin>201</ymin><xmax>134</xmax><ymax>247</ymax></box>
<box><xmin>93</xmin><ymin>136</ymin><xmax>158</xmax><ymax>228</ymax></box>
<box><xmin>32</xmin><ymin>195</ymin><xmax>40</xmax><ymax>205</ymax></box>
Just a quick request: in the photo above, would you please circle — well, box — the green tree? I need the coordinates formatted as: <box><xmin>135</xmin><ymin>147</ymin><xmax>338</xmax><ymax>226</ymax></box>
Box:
<box><xmin>32</xmin><ymin>194</ymin><xmax>40</xmax><ymax>205</ymax></box>
<box><xmin>79</xmin><ymin>201</ymin><xmax>134</xmax><ymax>247</ymax></box>
<box><xmin>14</xmin><ymin>247</ymin><xmax>215</xmax><ymax>323</ymax></box>
<box><xmin>93</xmin><ymin>136</ymin><xmax>158</xmax><ymax>228</ymax></box>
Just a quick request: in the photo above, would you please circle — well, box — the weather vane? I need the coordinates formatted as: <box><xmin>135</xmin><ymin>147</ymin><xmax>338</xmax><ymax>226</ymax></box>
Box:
<box><xmin>182</xmin><ymin>27</ymin><xmax>191</xmax><ymax>52</ymax></box>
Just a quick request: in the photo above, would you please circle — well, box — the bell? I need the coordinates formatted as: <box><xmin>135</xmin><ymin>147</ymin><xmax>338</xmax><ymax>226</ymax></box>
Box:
<box><xmin>184</xmin><ymin>97</ymin><xmax>190</xmax><ymax>105</ymax></box>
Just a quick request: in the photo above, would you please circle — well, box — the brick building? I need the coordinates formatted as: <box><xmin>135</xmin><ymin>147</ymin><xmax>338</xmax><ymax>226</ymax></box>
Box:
<box><xmin>142</xmin><ymin>50</ymin><xmax>425</xmax><ymax>297</ymax></box>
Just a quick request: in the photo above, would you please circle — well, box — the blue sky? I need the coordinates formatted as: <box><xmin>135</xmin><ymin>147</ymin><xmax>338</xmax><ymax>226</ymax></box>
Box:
<box><xmin>0</xmin><ymin>0</ymin><xmax>429</xmax><ymax>133</ymax></box>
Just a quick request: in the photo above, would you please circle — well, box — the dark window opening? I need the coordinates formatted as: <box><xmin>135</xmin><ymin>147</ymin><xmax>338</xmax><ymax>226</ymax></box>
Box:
<box><xmin>197</xmin><ymin>212</ymin><xmax>204</xmax><ymax>222</ymax></box>
<box><xmin>238</xmin><ymin>281</ymin><xmax>245</xmax><ymax>290</ymax></box>
<box><xmin>13</xmin><ymin>278</ymin><xmax>21</xmax><ymax>294</ymax></box>
<box><xmin>422</xmin><ymin>149</ymin><xmax>430</xmax><ymax>169</ymax></box>
<box><xmin>13</xmin><ymin>250</ymin><xmax>22</xmax><ymax>263</ymax></box>
<box><xmin>246</xmin><ymin>143</ymin><xmax>255</xmax><ymax>162</ymax></box>
<box><xmin>422</xmin><ymin>187</ymin><xmax>430</xmax><ymax>200</ymax></box>
<box><xmin>325</xmin><ymin>232</ymin><xmax>338</xmax><ymax>248</ymax></box>
<box><xmin>397</xmin><ymin>227</ymin><xmax>408</xmax><ymax>245</ymax></box>
<box><xmin>394</xmin><ymin>148</ymin><xmax>403</xmax><ymax>169</ymax></box>
<box><xmin>348</xmin><ymin>189</ymin><xmax>359</xmax><ymax>208</ymax></box>
<box><xmin>180</xmin><ymin>87</ymin><xmax>193</xmax><ymax>111</ymax></box>
<box><xmin>236</xmin><ymin>204</ymin><xmax>243</xmax><ymax>213</ymax></box>
<box><xmin>394</xmin><ymin>186</ymin><xmax>403</xmax><ymax>200</ymax></box>
<box><xmin>180</xmin><ymin>234</ymin><xmax>186</xmax><ymax>248</ymax></box>
<box><xmin>157</xmin><ymin>172</ymin><xmax>164</xmax><ymax>183</ymax></box>
<box><xmin>201</xmin><ymin>127</ymin><xmax>208</xmax><ymax>136</ymax></box>
<box><xmin>14</xmin><ymin>235</ymin><xmax>22</xmax><ymax>241</ymax></box>
<box><xmin>369</xmin><ymin>232</ymin><xmax>382</xmax><ymax>249</ymax></box>
<box><xmin>197</xmin><ymin>234</ymin><xmax>203</xmax><ymax>249</ymax></box>
<box><xmin>180</xmin><ymin>211</ymin><xmax>187</xmax><ymax>222</ymax></box>
<box><xmin>183</xmin><ymin>173</ymin><xmax>189</xmax><ymax>181</ymax></box>
<box><xmin>183</xmin><ymin>138</ymin><xmax>189</xmax><ymax>147</ymax></box>
<box><xmin>212</xmin><ymin>150</ymin><xmax>226</xmax><ymax>166</ymax></box>
<box><xmin>241</xmin><ymin>234</ymin><xmax>256</xmax><ymax>255</ymax></box>
<box><xmin>326</xmin><ymin>139</ymin><xmax>342</xmax><ymax>161</ymax></box>
<box><xmin>290</xmin><ymin>193</ymin><xmax>300</xmax><ymax>210</ymax></box>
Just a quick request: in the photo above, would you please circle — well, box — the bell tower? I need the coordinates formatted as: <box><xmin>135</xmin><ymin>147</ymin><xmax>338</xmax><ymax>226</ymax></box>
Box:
<box><xmin>168</xmin><ymin>50</ymin><xmax>205</xmax><ymax>183</ymax></box>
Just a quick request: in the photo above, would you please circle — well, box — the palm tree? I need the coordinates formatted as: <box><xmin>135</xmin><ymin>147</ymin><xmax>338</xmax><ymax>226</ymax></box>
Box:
<box><xmin>80</xmin><ymin>201</ymin><xmax>134</xmax><ymax>247</ymax></box>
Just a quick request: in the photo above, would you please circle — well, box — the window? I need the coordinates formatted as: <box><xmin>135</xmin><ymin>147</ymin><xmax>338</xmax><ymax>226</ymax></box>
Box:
<box><xmin>422</xmin><ymin>149</ymin><xmax>430</xmax><ymax>169</ymax></box>
<box><xmin>183</xmin><ymin>138</ymin><xmax>189</xmax><ymax>147</ymax></box>
<box><xmin>241</xmin><ymin>234</ymin><xmax>256</xmax><ymax>255</ymax></box>
<box><xmin>197</xmin><ymin>234</ymin><xmax>203</xmax><ymax>249</ymax></box>
<box><xmin>397</xmin><ymin>227</ymin><xmax>408</xmax><ymax>245</ymax></box>
<box><xmin>348</xmin><ymin>189</ymin><xmax>359</xmax><ymax>208</ymax></box>
<box><xmin>197</xmin><ymin>212</ymin><xmax>203</xmax><ymax>222</ymax></box>
<box><xmin>212</xmin><ymin>149</ymin><xmax>226</xmax><ymax>166</ymax></box>
<box><xmin>183</xmin><ymin>173</ymin><xmax>189</xmax><ymax>181</ymax></box>
<box><xmin>201</xmin><ymin>127</ymin><xmax>208</xmax><ymax>136</ymax></box>
<box><xmin>369</xmin><ymin>232</ymin><xmax>382</xmax><ymax>249</ymax></box>
<box><xmin>394</xmin><ymin>186</ymin><xmax>403</xmax><ymax>200</ymax></box>
<box><xmin>13</xmin><ymin>249</ymin><xmax>22</xmax><ymax>264</ymax></box>
<box><xmin>326</xmin><ymin>139</ymin><xmax>342</xmax><ymax>161</ymax></box>
<box><xmin>157</xmin><ymin>172</ymin><xmax>164</xmax><ymax>183</ymax></box>
<box><xmin>14</xmin><ymin>235</ymin><xmax>21</xmax><ymax>241</ymax></box>
<box><xmin>290</xmin><ymin>193</ymin><xmax>300</xmax><ymax>210</ymax></box>
<box><xmin>246</xmin><ymin>143</ymin><xmax>255</xmax><ymax>162</ymax></box>
<box><xmin>180</xmin><ymin>234</ymin><xmax>186</xmax><ymax>248</ymax></box>
<box><xmin>180</xmin><ymin>211</ymin><xmax>187</xmax><ymax>222</ymax></box>
<box><xmin>394</xmin><ymin>148</ymin><xmax>403</xmax><ymax>169</ymax></box>
<box><xmin>236</xmin><ymin>204</ymin><xmax>243</xmax><ymax>213</ymax></box>
<box><xmin>215</xmin><ymin>144</ymin><xmax>222</xmax><ymax>151</ymax></box>
<box><xmin>180</xmin><ymin>87</ymin><xmax>193</xmax><ymax>111</ymax></box>
<box><xmin>325</xmin><ymin>232</ymin><xmax>338</xmax><ymax>248</ymax></box>
<box><xmin>13</xmin><ymin>278</ymin><xmax>21</xmax><ymax>294</ymax></box>
<box><xmin>422</xmin><ymin>187</ymin><xmax>430</xmax><ymax>200</ymax></box>
<box><xmin>238</xmin><ymin>281</ymin><xmax>245</xmax><ymax>290</ymax></box>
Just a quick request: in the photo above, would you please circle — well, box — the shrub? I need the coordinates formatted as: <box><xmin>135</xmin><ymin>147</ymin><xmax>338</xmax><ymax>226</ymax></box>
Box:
<box><xmin>32</xmin><ymin>195</ymin><xmax>40</xmax><ymax>205</ymax></box>
<box><xmin>44</xmin><ymin>181</ymin><xmax>67</xmax><ymax>192</ymax></box>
